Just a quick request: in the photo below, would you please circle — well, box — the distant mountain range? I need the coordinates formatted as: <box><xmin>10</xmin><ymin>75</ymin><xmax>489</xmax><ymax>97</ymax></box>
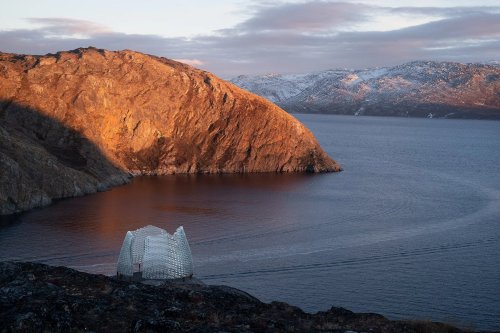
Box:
<box><xmin>231</xmin><ymin>61</ymin><xmax>500</xmax><ymax>119</ymax></box>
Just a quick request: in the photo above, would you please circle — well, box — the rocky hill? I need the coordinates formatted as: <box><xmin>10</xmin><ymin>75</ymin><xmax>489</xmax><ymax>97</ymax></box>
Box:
<box><xmin>0</xmin><ymin>262</ymin><xmax>466</xmax><ymax>333</ymax></box>
<box><xmin>231</xmin><ymin>61</ymin><xmax>500</xmax><ymax>119</ymax></box>
<box><xmin>0</xmin><ymin>47</ymin><xmax>340</xmax><ymax>215</ymax></box>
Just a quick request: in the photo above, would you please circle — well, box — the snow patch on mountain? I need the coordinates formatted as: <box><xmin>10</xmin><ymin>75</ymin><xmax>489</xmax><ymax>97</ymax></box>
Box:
<box><xmin>230</xmin><ymin>61</ymin><xmax>500</xmax><ymax>119</ymax></box>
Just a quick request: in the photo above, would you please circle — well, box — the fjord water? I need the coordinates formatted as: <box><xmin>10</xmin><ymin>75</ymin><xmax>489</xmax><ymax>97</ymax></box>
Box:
<box><xmin>1</xmin><ymin>115</ymin><xmax>499</xmax><ymax>330</ymax></box>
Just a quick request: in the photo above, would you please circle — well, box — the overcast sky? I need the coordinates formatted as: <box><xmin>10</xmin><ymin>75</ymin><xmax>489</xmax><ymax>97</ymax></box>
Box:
<box><xmin>1</xmin><ymin>0</ymin><xmax>499</xmax><ymax>77</ymax></box>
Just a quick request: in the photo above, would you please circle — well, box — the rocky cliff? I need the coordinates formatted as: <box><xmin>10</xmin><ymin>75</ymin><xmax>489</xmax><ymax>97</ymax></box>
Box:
<box><xmin>0</xmin><ymin>47</ymin><xmax>340</xmax><ymax>215</ymax></box>
<box><xmin>0</xmin><ymin>262</ymin><xmax>466</xmax><ymax>333</ymax></box>
<box><xmin>231</xmin><ymin>61</ymin><xmax>500</xmax><ymax>119</ymax></box>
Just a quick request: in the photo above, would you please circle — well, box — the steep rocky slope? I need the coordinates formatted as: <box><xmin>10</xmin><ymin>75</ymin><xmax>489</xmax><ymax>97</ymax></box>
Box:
<box><xmin>0</xmin><ymin>47</ymin><xmax>340</xmax><ymax>215</ymax></box>
<box><xmin>231</xmin><ymin>61</ymin><xmax>500</xmax><ymax>119</ymax></box>
<box><xmin>0</xmin><ymin>262</ymin><xmax>466</xmax><ymax>333</ymax></box>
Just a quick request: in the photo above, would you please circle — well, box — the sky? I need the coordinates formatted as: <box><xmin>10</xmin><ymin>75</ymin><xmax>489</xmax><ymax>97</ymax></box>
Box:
<box><xmin>1</xmin><ymin>0</ymin><xmax>499</xmax><ymax>77</ymax></box>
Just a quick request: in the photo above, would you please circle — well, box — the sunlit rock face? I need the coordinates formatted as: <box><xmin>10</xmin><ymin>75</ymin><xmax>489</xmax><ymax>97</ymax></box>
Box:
<box><xmin>0</xmin><ymin>47</ymin><xmax>340</xmax><ymax>214</ymax></box>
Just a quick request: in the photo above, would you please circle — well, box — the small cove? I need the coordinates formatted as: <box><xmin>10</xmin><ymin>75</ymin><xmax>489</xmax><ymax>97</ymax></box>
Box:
<box><xmin>1</xmin><ymin>114</ymin><xmax>499</xmax><ymax>330</ymax></box>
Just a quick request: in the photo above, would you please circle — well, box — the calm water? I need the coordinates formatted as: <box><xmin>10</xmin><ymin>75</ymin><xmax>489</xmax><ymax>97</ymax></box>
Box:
<box><xmin>1</xmin><ymin>115</ymin><xmax>500</xmax><ymax>330</ymax></box>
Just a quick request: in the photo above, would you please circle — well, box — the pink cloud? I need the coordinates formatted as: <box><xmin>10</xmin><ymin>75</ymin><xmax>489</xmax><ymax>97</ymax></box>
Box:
<box><xmin>173</xmin><ymin>58</ymin><xmax>205</xmax><ymax>66</ymax></box>
<box><xmin>26</xmin><ymin>18</ymin><xmax>111</xmax><ymax>36</ymax></box>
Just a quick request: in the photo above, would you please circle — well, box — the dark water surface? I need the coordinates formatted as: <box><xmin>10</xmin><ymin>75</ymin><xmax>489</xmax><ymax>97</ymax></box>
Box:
<box><xmin>1</xmin><ymin>115</ymin><xmax>500</xmax><ymax>330</ymax></box>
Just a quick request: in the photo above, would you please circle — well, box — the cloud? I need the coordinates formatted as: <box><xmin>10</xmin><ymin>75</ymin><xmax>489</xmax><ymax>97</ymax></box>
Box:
<box><xmin>198</xmin><ymin>9</ymin><xmax>500</xmax><ymax>75</ymax></box>
<box><xmin>353</xmin><ymin>12</ymin><xmax>500</xmax><ymax>42</ymax></box>
<box><xmin>173</xmin><ymin>58</ymin><xmax>205</xmax><ymax>66</ymax></box>
<box><xmin>236</xmin><ymin>2</ymin><xmax>373</xmax><ymax>32</ymax></box>
<box><xmin>0</xmin><ymin>3</ymin><xmax>499</xmax><ymax>76</ymax></box>
<box><xmin>26</xmin><ymin>18</ymin><xmax>111</xmax><ymax>36</ymax></box>
<box><xmin>387</xmin><ymin>5</ymin><xmax>500</xmax><ymax>16</ymax></box>
<box><xmin>0</xmin><ymin>18</ymin><xmax>192</xmax><ymax>59</ymax></box>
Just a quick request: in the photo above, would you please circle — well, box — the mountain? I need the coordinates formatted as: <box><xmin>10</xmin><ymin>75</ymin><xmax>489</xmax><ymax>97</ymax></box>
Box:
<box><xmin>0</xmin><ymin>47</ymin><xmax>340</xmax><ymax>215</ymax></box>
<box><xmin>231</xmin><ymin>61</ymin><xmax>500</xmax><ymax>119</ymax></box>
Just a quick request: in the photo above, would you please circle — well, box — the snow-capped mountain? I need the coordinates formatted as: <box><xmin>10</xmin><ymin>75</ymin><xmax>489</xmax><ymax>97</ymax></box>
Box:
<box><xmin>231</xmin><ymin>61</ymin><xmax>500</xmax><ymax>119</ymax></box>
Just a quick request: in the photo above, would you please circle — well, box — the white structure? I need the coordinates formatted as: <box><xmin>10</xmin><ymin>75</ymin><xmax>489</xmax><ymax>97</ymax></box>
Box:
<box><xmin>116</xmin><ymin>225</ymin><xmax>193</xmax><ymax>279</ymax></box>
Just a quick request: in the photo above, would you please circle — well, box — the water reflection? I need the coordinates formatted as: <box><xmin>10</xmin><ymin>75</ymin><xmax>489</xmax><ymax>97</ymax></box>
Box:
<box><xmin>0</xmin><ymin>172</ymin><xmax>315</xmax><ymax>268</ymax></box>
<box><xmin>0</xmin><ymin>213</ymin><xmax>19</xmax><ymax>228</ymax></box>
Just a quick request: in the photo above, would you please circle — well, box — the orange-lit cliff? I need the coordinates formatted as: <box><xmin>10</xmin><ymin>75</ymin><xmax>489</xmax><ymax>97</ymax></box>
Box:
<box><xmin>0</xmin><ymin>47</ymin><xmax>340</xmax><ymax>214</ymax></box>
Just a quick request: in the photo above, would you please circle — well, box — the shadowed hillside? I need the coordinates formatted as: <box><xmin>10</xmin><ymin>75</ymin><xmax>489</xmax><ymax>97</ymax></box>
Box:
<box><xmin>0</xmin><ymin>101</ymin><xmax>129</xmax><ymax>215</ymax></box>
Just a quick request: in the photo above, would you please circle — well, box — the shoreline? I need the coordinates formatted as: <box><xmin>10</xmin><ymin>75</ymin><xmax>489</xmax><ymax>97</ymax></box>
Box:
<box><xmin>0</xmin><ymin>261</ymin><xmax>472</xmax><ymax>332</ymax></box>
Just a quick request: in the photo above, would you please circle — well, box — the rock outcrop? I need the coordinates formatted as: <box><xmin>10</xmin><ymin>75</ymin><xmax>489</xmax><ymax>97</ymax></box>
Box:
<box><xmin>0</xmin><ymin>262</ymin><xmax>466</xmax><ymax>333</ymax></box>
<box><xmin>0</xmin><ymin>47</ymin><xmax>340</xmax><ymax>215</ymax></box>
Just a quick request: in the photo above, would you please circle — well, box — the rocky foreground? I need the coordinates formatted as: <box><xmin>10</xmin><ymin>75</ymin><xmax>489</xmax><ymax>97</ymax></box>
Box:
<box><xmin>0</xmin><ymin>47</ymin><xmax>340</xmax><ymax>215</ymax></box>
<box><xmin>0</xmin><ymin>262</ymin><xmax>467</xmax><ymax>333</ymax></box>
